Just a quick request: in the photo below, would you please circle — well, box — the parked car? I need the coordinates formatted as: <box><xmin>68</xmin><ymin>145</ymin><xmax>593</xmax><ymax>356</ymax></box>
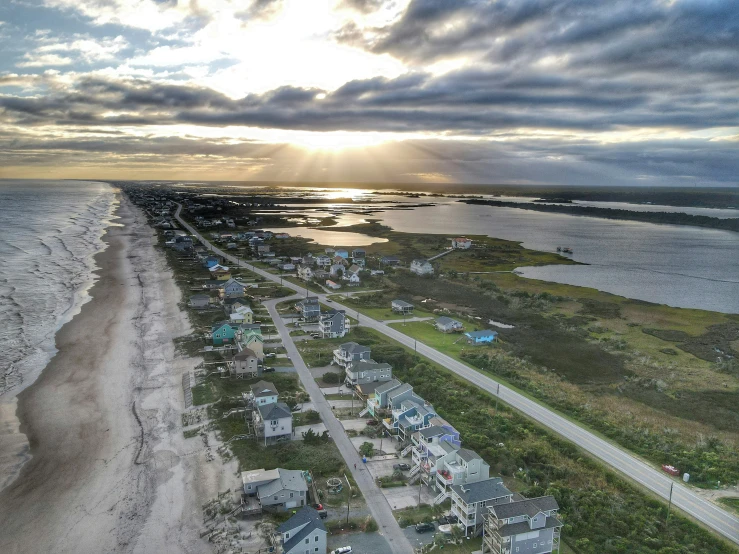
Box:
<box><xmin>415</xmin><ymin>522</ymin><xmax>435</xmax><ymax>533</ymax></box>
<box><xmin>393</xmin><ymin>463</ymin><xmax>411</xmax><ymax>471</ymax></box>
<box><xmin>264</xmin><ymin>352</ymin><xmax>277</xmax><ymax>358</ymax></box>
<box><xmin>366</xmin><ymin>419</ymin><xmax>378</xmax><ymax>426</ymax></box>
<box><xmin>438</xmin><ymin>514</ymin><xmax>459</xmax><ymax>525</ymax></box>
<box><xmin>331</xmin><ymin>547</ymin><xmax>352</xmax><ymax>554</ymax></box>
<box><xmin>262</xmin><ymin>367</ymin><xmax>275</xmax><ymax>373</ymax></box>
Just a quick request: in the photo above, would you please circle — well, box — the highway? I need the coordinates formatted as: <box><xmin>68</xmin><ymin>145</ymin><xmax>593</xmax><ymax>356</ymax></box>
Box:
<box><xmin>175</xmin><ymin>204</ymin><xmax>739</xmax><ymax>546</ymax></box>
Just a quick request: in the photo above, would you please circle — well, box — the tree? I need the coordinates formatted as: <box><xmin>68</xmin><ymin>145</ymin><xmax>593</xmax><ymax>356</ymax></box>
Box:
<box><xmin>359</xmin><ymin>441</ymin><xmax>374</xmax><ymax>458</ymax></box>
<box><xmin>322</xmin><ymin>372</ymin><xmax>341</xmax><ymax>384</ymax></box>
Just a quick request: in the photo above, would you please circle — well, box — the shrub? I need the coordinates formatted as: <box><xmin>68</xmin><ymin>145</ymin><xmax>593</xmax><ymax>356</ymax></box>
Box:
<box><xmin>322</xmin><ymin>372</ymin><xmax>341</xmax><ymax>384</ymax></box>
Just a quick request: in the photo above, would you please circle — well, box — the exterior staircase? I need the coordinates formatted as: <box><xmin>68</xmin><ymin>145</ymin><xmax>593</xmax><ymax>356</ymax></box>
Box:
<box><xmin>433</xmin><ymin>490</ymin><xmax>450</xmax><ymax>505</ymax></box>
<box><xmin>409</xmin><ymin>465</ymin><xmax>420</xmax><ymax>478</ymax></box>
<box><xmin>358</xmin><ymin>407</ymin><xmax>369</xmax><ymax>417</ymax></box>
<box><xmin>400</xmin><ymin>444</ymin><xmax>413</xmax><ymax>457</ymax></box>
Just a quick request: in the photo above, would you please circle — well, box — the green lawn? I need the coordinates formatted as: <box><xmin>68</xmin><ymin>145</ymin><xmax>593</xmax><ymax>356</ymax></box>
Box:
<box><xmin>387</xmin><ymin>320</ymin><xmax>497</xmax><ymax>359</ymax></box>
<box><xmin>718</xmin><ymin>497</ymin><xmax>739</xmax><ymax>514</ymax></box>
<box><xmin>350</xmin><ymin>305</ymin><xmax>437</xmax><ymax>321</ymax></box>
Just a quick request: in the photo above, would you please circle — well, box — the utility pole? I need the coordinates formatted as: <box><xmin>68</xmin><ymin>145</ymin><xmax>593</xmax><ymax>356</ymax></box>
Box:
<box><xmin>667</xmin><ymin>481</ymin><xmax>674</xmax><ymax>522</ymax></box>
<box><xmin>414</xmin><ymin>339</ymin><xmax>417</xmax><ymax>354</ymax></box>
<box><xmin>418</xmin><ymin>470</ymin><xmax>424</xmax><ymax>506</ymax></box>
<box><xmin>494</xmin><ymin>382</ymin><xmax>500</xmax><ymax>415</ymax></box>
<box><xmin>346</xmin><ymin>474</ymin><xmax>352</xmax><ymax>524</ymax></box>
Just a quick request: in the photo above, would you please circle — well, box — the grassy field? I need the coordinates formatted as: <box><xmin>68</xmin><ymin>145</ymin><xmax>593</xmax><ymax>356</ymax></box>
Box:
<box><xmin>718</xmin><ymin>497</ymin><xmax>739</xmax><ymax>515</ymax></box>
<box><xmin>387</xmin><ymin>320</ymin><xmax>494</xmax><ymax>358</ymax></box>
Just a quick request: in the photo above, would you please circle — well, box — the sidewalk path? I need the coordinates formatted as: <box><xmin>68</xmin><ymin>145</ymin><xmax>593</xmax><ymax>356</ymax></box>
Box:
<box><xmin>264</xmin><ymin>296</ymin><xmax>413</xmax><ymax>554</ymax></box>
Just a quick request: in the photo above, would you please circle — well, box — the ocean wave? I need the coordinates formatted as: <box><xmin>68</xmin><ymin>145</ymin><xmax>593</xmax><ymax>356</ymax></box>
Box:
<box><xmin>0</xmin><ymin>181</ymin><xmax>116</xmax><ymax>397</ymax></box>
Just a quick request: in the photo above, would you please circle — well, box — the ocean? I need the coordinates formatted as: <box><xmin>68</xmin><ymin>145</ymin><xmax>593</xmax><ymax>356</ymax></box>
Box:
<box><xmin>0</xmin><ymin>180</ymin><xmax>116</xmax><ymax>398</ymax></box>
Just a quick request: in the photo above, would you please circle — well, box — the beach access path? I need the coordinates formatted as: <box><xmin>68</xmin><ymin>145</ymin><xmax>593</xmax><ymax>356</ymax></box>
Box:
<box><xmin>176</xmin><ymin>203</ymin><xmax>739</xmax><ymax>546</ymax></box>
<box><xmin>263</xmin><ymin>296</ymin><xmax>413</xmax><ymax>554</ymax></box>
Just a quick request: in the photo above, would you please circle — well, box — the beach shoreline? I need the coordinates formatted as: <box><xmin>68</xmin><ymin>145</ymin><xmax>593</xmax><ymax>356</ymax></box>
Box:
<box><xmin>0</xmin><ymin>193</ymin><xmax>224</xmax><ymax>554</ymax></box>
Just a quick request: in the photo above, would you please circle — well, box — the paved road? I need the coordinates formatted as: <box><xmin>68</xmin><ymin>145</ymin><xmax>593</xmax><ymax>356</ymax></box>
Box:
<box><xmin>176</xmin><ymin>204</ymin><xmax>739</xmax><ymax>546</ymax></box>
<box><xmin>264</xmin><ymin>296</ymin><xmax>413</xmax><ymax>554</ymax></box>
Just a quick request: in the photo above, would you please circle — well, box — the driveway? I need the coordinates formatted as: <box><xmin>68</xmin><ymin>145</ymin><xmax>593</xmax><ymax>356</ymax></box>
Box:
<box><xmin>327</xmin><ymin>531</ymin><xmax>391</xmax><ymax>554</ymax></box>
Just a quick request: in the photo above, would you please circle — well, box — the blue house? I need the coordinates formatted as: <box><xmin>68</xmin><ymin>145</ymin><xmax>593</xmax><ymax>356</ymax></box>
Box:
<box><xmin>212</xmin><ymin>321</ymin><xmax>237</xmax><ymax>345</ymax></box>
<box><xmin>203</xmin><ymin>256</ymin><xmax>220</xmax><ymax>268</ymax></box>
<box><xmin>464</xmin><ymin>330</ymin><xmax>498</xmax><ymax>344</ymax></box>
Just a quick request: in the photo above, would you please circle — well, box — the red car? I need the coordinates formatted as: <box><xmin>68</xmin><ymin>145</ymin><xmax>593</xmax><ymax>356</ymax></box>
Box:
<box><xmin>366</xmin><ymin>419</ymin><xmax>378</xmax><ymax>426</ymax></box>
<box><xmin>662</xmin><ymin>464</ymin><xmax>680</xmax><ymax>476</ymax></box>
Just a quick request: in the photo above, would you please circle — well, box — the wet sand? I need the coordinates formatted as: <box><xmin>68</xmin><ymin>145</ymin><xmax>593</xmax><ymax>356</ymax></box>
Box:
<box><xmin>0</xmin><ymin>195</ymin><xmax>224</xmax><ymax>554</ymax></box>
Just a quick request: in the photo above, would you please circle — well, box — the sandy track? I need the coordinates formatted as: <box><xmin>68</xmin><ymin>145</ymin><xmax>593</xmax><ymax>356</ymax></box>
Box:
<box><xmin>0</xmin><ymin>196</ymin><xmax>226</xmax><ymax>554</ymax></box>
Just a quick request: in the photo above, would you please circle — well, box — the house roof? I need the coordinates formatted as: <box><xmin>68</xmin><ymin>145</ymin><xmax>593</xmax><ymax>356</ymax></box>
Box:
<box><xmin>259</xmin><ymin>469</ymin><xmax>308</xmax><ymax>497</ymax></box>
<box><xmin>465</xmin><ymin>330</ymin><xmax>498</xmax><ymax>339</ymax></box>
<box><xmin>436</xmin><ymin>316</ymin><xmax>461</xmax><ymax>326</ymax></box>
<box><xmin>223</xmin><ymin>297</ymin><xmax>247</xmax><ymax>305</ymax></box>
<box><xmin>277</xmin><ymin>506</ymin><xmax>326</xmax><ymax>535</ymax></box>
<box><xmin>356</xmin><ymin>381</ymin><xmax>385</xmax><ymax>395</ymax></box>
<box><xmin>381</xmin><ymin>255</ymin><xmax>399</xmax><ymax>261</ymax></box>
<box><xmin>386</xmin><ymin>382</ymin><xmax>413</xmax><ymax>398</ymax></box>
<box><xmin>374</xmin><ymin>379</ymin><xmax>403</xmax><ymax>395</ymax></box>
<box><xmin>212</xmin><ymin>321</ymin><xmax>233</xmax><ymax>332</ymax></box>
<box><xmin>348</xmin><ymin>360</ymin><xmax>391</xmax><ymax>373</ymax></box>
<box><xmin>489</xmin><ymin>496</ymin><xmax>560</xmax><ymax>520</ymax></box>
<box><xmin>498</xmin><ymin>516</ymin><xmax>563</xmax><ymax>538</ymax></box>
<box><xmin>412</xmin><ymin>259</ymin><xmax>431</xmax><ymax>265</ymax></box>
<box><xmin>419</xmin><ymin>426</ymin><xmax>448</xmax><ymax>439</ymax></box>
<box><xmin>241</xmin><ymin>468</ymin><xmax>280</xmax><ymax>487</ymax></box>
<box><xmin>348</xmin><ymin>264</ymin><xmax>361</xmax><ymax>273</ymax></box>
<box><xmin>257</xmin><ymin>401</ymin><xmax>292</xmax><ymax>420</ymax></box>
<box><xmin>250</xmin><ymin>380</ymin><xmax>278</xmax><ymax>398</ymax></box>
<box><xmin>190</xmin><ymin>294</ymin><xmax>210</xmax><ymax>301</ymax></box>
<box><xmin>391</xmin><ymin>299</ymin><xmax>414</xmax><ymax>308</ymax></box>
<box><xmin>234</xmin><ymin>348</ymin><xmax>257</xmax><ymax>360</ymax></box>
<box><xmin>339</xmin><ymin>342</ymin><xmax>371</xmax><ymax>355</ymax></box>
<box><xmin>451</xmin><ymin>478</ymin><xmax>511</xmax><ymax>504</ymax></box>
<box><xmin>223</xmin><ymin>278</ymin><xmax>245</xmax><ymax>288</ymax></box>
<box><xmin>457</xmin><ymin>448</ymin><xmax>482</xmax><ymax>462</ymax></box>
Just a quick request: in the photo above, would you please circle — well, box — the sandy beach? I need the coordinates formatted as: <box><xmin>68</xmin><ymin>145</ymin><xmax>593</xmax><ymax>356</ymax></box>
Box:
<box><xmin>0</xmin><ymin>194</ymin><xmax>227</xmax><ymax>554</ymax></box>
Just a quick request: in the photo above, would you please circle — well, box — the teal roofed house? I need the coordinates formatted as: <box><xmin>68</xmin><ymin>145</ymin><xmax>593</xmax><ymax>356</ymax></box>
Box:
<box><xmin>464</xmin><ymin>330</ymin><xmax>498</xmax><ymax>344</ymax></box>
<box><xmin>212</xmin><ymin>321</ymin><xmax>236</xmax><ymax>345</ymax></box>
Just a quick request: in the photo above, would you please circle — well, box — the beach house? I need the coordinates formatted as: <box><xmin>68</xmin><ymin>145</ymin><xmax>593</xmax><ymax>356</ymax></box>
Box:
<box><xmin>391</xmin><ymin>299</ymin><xmax>414</xmax><ymax>315</ymax></box>
<box><xmin>275</xmin><ymin>507</ymin><xmax>327</xmax><ymax>554</ymax></box>
<box><xmin>435</xmin><ymin>316</ymin><xmax>464</xmax><ymax>333</ymax></box>
<box><xmin>319</xmin><ymin>309</ymin><xmax>349</xmax><ymax>339</ymax></box>
<box><xmin>211</xmin><ymin>321</ymin><xmax>237</xmax><ymax>346</ymax></box>
<box><xmin>232</xmin><ymin>348</ymin><xmax>259</xmax><ymax>375</ymax></box>
<box><xmin>410</xmin><ymin>259</ymin><xmax>434</xmax><ymax>276</ymax></box>
<box><xmin>241</xmin><ymin>468</ymin><xmax>309</xmax><ymax>512</ymax></box>
<box><xmin>483</xmin><ymin>496</ymin><xmax>563</xmax><ymax>554</ymax></box>
<box><xmin>188</xmin><ymin>294</ymin><xmax>211</xmax><ymax>309</ymax></box>
<box><xmin>295</xmin><ymin>297</ymin><xmax>321</xmax><ymax>322</ymax></box>
<box><xmin>344</xmin><ymin>360</ymin><xmax>392</xmax><ymax>388</ymax></box>
<box><xmin>332</xmin><ymin>342</ymin><xmax>371</xmax><ymax>368</ymax></box>
<box><xmin>253</xmin><ymin>401</ymin><xmax>293</xmax><ymax>445</ymax></box>
<box><xmin>464</xmin><ymin>330</ymin><xmax>498</xmax><ymax>344</ymax></box>
<box><xmin>452</xmin><ymin>237</ymin><xmax>472</xmax><ymax>249</ymax></box>
<box><xmin>450</xmin><ymin>477</ymin><xmax>513</xmax><ymax>536</ymax></box>
<box><xmin>223</xmin><ymin>278</ymin><xmax>248</xmax><ymax>298</ymax></box>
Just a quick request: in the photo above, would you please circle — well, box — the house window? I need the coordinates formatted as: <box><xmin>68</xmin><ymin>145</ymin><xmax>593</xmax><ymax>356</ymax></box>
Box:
<box><xmin>305</xmin><ymin>538</ymin><xmax>309</xmax><ymax>544</ymax></box>
<box><xmin>290</xmin><ymin>493</ymin><xmax>294</xmax><ymax>498</ymax></box>
<box><xmin>274</xmin><ymin>496</ymin><xmax>278</xmax><ymax>500</ymax></box>
<box><xmin>285</xmin><ymin>533</ymin><xmax>289</xmax><ymax>539</ymax></box>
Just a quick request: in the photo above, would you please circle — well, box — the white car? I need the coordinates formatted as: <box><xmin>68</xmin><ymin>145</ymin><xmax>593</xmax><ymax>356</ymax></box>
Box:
<box><xmin>331</xmin><ymin>548</ymin><xmax>352</xmax><ymax>554</ymax></box>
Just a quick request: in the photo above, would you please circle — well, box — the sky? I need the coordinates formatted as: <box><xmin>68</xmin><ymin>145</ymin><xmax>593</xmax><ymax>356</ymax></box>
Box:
<box><xmin>0</xmin><ymin>0</ymin><xmax>737</xmax><ymax>186</ymax></box>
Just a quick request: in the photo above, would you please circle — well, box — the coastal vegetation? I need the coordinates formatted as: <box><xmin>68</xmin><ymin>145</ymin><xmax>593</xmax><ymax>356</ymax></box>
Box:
<box><xmin>297</xmin><ymin>326</ymin><xmax>738</xmax><ymax>553</ymax></box>
<box><xmin>462</xmin><ymin>198</ymin><xmax>739</xmax><ymax>233</ymax></box>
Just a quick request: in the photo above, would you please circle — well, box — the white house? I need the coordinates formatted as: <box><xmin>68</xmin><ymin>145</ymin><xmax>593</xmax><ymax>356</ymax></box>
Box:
<box><xmin>232</xmin><ymin>348</ymin><xmax>259</xmax><ymax>375</ymax></box>
<box><xmin>253</xmin><ymin>401</ymin><xmax>293</xmax><ymax>445</ymax></box>
<box><xmin>452</xmin><ymin>237</ymin><xmax>472</xmax><ymax>249</ymax></box>
<box><xmin>276</xmin><ymin>507</ymin><xmax>327</xmax><ymax>554</ymax></box>
<box><xmin>297</xmin><ymin>266</ymin><xmax>314</xmax><ymax>281</ymax></box>
<box><xmin>249</xmin><ymin>380</ymin><xmax>279</xmax><ymax>406</ymax></box>
<box><xmin>410</xmin><ymin>259</ymin><xmax>434</xmax><ymax>276</ymax></box>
